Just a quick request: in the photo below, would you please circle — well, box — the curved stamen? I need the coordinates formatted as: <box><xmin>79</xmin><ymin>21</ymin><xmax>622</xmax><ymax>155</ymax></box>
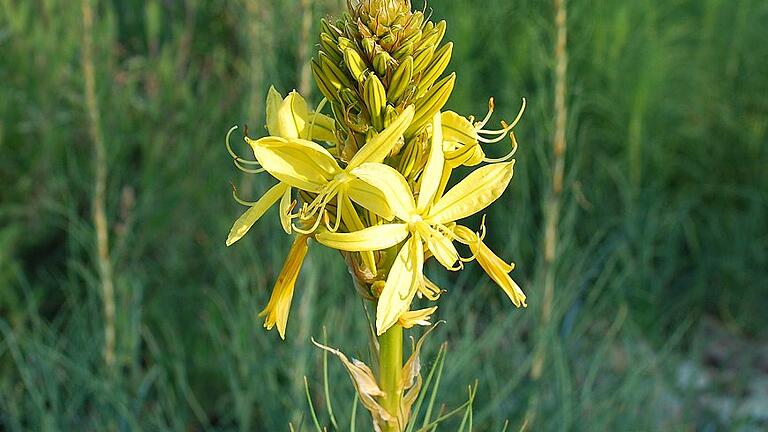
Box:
<box><xmin>225</xmin><ymin>125</ymin><xmax>261</xmax><ymax>165</ymax></box>
<box><xmin>327</xmin><ymin>190</ymin><xmax>344</xmax><ymax>233</ymax></box>
<box><xmin>231</xmin><ymin>188</ymin><xmax>259</xmax><ymax>206</ymax></box>
<box><xmin>305</xmin><ymin>97</ymin><xmax>329</xmax><ymax>142</ymax></box>
<box><xmin>483</xmin><ymin>132</ymin><xmax>519</xmax><ymax>163</ymax></box>
<box><xmin>476</xmin><ymin>98</ymin><xmax>527</xmax><ymax>143</ymax></box>
<box><xmin>234</xmin><ymin>159</ymin><xmax>266</xmax><ymax>174</ymax></box>
<box><xmin>293</xmin><ymin>212</ymin><xmax>325</xmax><ymax>235</ymax></box>
<box><xmin>475</xmin><ymin>98</ymin><xmax>496</xmax><ymax>130</ymax></box>
<box><xmin>478</xmin><ymin>132</ymin><xmax>511</xmax><ymax>144</ymax></box>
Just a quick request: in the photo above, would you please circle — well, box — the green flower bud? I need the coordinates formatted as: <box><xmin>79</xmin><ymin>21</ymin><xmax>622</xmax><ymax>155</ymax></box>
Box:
<box><xmin>407</xmin><ymin>73</ymin><xmax>456</xmax><ymax>137</ymax></box>
<box><xmin>388</xmin><ymin>56</ymin><xmax>413</xmax><ymax>102</ymax></box>
<box><xmin>417</xmin><ymin>42</ymin><xmax>453</xmax><ymax>97</ymax></box>
<box><xmin>344</xmin><ymin>48</ymin><xmax>368</xmax><ymax>82</ymax></box>
<box><xmin>412</xmin><ymin>45</ymin><xmax>435</xmax><ymax>75</ymax></box>
<box><xmin>373</xmin><ymin>51</ymin><xmax>391</xmax><ymax>76</ymax></box>
<box><xmin>363</xmin><ymin>73</ymin><xmax>387</xmax><ymax>129</ymax></box>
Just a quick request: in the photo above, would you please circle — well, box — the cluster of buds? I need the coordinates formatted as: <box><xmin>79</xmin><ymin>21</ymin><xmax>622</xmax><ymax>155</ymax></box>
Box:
<box><xmin>225</xmin><ymin>0</ymin><xmax>526</xmax><ymax>429</ymax></box>
<box><xmin>313</xmin><ymin>0</ymin><xmax>455</xmax><ymax>176</ymax></box>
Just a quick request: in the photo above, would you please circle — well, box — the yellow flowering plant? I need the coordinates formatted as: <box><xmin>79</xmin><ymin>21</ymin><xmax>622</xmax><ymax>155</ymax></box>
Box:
<box><xmin>226</xmin><ymin>1</ymin><xmax>526</xmax><ymax>430</ymax></box>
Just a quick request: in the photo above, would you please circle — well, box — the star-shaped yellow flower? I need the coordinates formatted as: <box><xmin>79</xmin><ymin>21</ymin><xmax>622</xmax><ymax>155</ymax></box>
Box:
<box><xmin>316</xmin><ymin>112</ymin><xmax>522</xmax><ymax>335</ymax></box>
<box><xmin>226</xmin><ymin>87</ymin><xmax>337</xmax><ymax>246</ymax></box>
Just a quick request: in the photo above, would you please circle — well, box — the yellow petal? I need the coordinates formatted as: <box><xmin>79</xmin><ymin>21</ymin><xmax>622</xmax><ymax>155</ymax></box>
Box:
<box><xmin>376</xmin><ymin>234</ymin><xmax>423</xmax><ymax>335</ymax></box>
<box><xmin>265</xmin><ymin>86</ymin><xmax>285</xmax><ymax>137</ymax></box>
<box><xmin>441</xmin><ymin>111</ymin><xmax>478</xmax><ymax>145</ymax></box>
<box><xmin>423</xmin><ymin>226</ymin><xmax>460</xmax><ymax>270</ymax></box>
<box><xmin>421</xmin><ymin>276</ymin><xmax>443</xmax><ymax>301</ymax></box>
<box><xmin>347</xmin><ymin>178</ymin><xmax>397</xmax><ymax>221</ymax></box>
<box><xmin>279</xmin><ymin>91</ymin><xmax>309</xmax><ymax>138</ymax></box>
<box><xmin>301</xmin><ymin>112</ymin><xmax>337</xmax><ymax>143</ymax></box>
<box><xmin>249</xmin><ymin>137</ymin><xmax>341</xmax><ymax>192</ymax></box>
<box><xmin>339</xmin><ymin>195</ymin><xmax>377</xmax><ymax>275</ymax></box>
<box><xmin>316</xmin><ymin>224</ymin><xmax>409</xmax><ymax>252</ymax></box>
<box><xmin>398</xmin><ymin>306</ymin><xmax>438</xmax><ymax>329</ymax></box>
<box><xmin>417</xmin><ymin>111</ymin><xmax>445</xmax><ymax>212</ymax></box>
<box><xmin>279</xmin><ymin>186</ymin><xmax>293</xmax><ymax>234</ymax></box>
<box><xmin>351</xmin><ymin>163</ymin><xmax>416</xmax><ymax>221</ymax></box>
<box><xmin>226</xmin><ymin>183</ymin><xmax>289</xmax><ymax>246</ymax></box>
<box><xmin>347</xmin><ymin>105</ymin><xmax>415</xmax><ymax>169</ymax></box>
<box><xmin>259</xmin><ymin>235</ymin><xmax>310</xmax><ymax>339</ymax></box>
<box><xmin>469</xmin><ymin>236</ymin><xmax>526</xmax><ymax>307</ymax></box>
<box><xmin>465</xmin><ymin>144</ymin><xmax>486</xmax><ymax>166</ymax></box>
<box><xmin>427</xmin><ymin>161</ymin><xmax>515</xmax><ymax>224</ymax></box>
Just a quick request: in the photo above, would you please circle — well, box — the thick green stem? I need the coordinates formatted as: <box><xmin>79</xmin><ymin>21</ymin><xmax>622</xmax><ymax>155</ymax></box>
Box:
<box><xmin>379</xmin><ymin>324</ymin><xmax>403</xmax><ymax>431</ymax></box>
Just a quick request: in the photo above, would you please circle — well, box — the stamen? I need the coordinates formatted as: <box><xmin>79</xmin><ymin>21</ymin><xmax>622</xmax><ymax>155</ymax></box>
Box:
<box><xmin>234</xmin><ymin>159</ymin><xmax>266</xmax><ymax>174</ymax></box>
<box><xmin>327</xmin><ymin>190</ymin><xmax>344</xmax><ymax>233</ymax></box>
<box><xmin>475</xmin><ymin>98</ymin><xmax>495</xmax><ymax>130</ymax></box>
<box><xmin>293</xmin><ymin>212</ymin><xmax>325</xmax><ymax>235</ymax></box>
<box><xmin>478</xmin><ymin>215</ymin><xmax>488</xmax><ymax>241</ymax></box>
<box><xmin>477</xmin><ymin>132</ymin><xmax>510</xmax><ymax>144</ymax></box>
<box><xmin>476</xmin><ymin>98</ymin><xmax>527</xmax><ymax>142</ymax></box>
<box><xmin>225</xmin><ymin>125</ymin><xmax>261</xmax><ymax>166</ymax></box>
<box><xmin>231</xmin><ymin>187</ymin><xmax>259</xmax><ymax>206</ymax></box>
<box><xmin>305</xmin><ymin>97</ymin><xmax>329</xmax><ymax>141</ymax></box>
<box><xmin>483</xmin><ymin>132</ymin><xmax>518</xmax><ymax>163</ymax></box>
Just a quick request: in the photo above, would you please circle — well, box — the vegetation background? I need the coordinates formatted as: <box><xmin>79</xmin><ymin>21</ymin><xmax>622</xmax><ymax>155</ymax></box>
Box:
<box><xmin>1</xmin><ymin>0</ymin><xmax>767</xmax><ymax>430</ymax></box>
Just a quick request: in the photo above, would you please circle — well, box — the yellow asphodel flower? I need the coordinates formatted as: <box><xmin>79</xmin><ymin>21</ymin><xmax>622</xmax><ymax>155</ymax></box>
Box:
<box><xmin>317</xmin><ymin>112</ymin><xmax>518</xmax><ymax>335</ymax></box>
<box><xmin>247</xmin><ymin>105</ymin><xmax>415</xmax><ymax>236</ymax></box>
<box><xmin>226</xmin><ymin>88</ymin><xmax>336</xmax><ymax>246</ymax></box>
<box><xmin>454</xmin><ymin>224</ymin><xmax>527</xmax><ymax>308</ymax></box>
<box><xmin>259</xmin><ymin>235</ymin><xmax>311</xmax><ymax>339</ymax></box>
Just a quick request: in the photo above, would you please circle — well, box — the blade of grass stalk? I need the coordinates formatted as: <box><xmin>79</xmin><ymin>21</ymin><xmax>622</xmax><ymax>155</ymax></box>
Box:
<box><xmin>415</xmin><ymin>398</ymin><xmax>474</xmax><ymax>432</ymax></box>
<box><xmin>322</xmin><ymin>327</ymin><xmax>339</xmax><ymax>430</ymax></box>
<box><xmin>406</xmin><ymin>342</ymin><xmax>447</xmax><ymax>432</ymax></box>
<box><xmin>304</xmin><ymin>376</ymin><xmax>324</xmax><ymax>432</ymax></box>
<box><xmin>420</xmin><ymin>341</ymin><xmax>447</xmax><ymax>428</ymax></box>
<box><xmin>456</xmin><ymin>383</ymin><xmax>477</xmax><ymax>432</ymax></box>
<box><xmin>349</xmin><ymin>396</ymin><xmax>358</xmax><ymax>432</ymax></box>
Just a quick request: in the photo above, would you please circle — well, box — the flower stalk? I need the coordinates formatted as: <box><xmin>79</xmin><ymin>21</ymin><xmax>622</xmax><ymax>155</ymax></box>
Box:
<box><xmin>378</xmin><ymin>323</ymin><xmax>403</xmax><ymax>431</ymax></box>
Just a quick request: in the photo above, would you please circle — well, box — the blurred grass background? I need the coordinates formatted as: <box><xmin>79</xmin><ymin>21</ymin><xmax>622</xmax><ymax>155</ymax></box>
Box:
<box><xmin>1</xmin><ymin>0</ymin><xmax>767</xmax><ymax>430</ymax></box>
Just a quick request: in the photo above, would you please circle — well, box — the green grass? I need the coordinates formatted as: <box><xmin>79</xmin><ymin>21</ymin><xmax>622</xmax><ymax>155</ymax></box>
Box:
<box><xmin>1</xmin><ymin>0</ymin><xmax>767</xmax><ymax>430</ymax></box>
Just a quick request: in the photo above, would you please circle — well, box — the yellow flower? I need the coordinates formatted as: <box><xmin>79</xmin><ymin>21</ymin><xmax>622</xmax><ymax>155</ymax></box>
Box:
<box><xmin>259</xmin><ymin>235</ymin><xmax>310</xmax><ymax>339</ymax></box>
<box><xmin>441</xmin><ymin>98</ymin><xmax>526</xmax><ymax>169</ymax></box>
<box><xmin>316</xmin><ymin>112</ymin><xmax>517</xmax><ymax>335</ymax></box>
<box><xmin>226</xmin><ymin>88</ymin><xmax>335</xmax><ymax>246</ymax></box>
<box><xmin>398</xmin><ymin>306</ymin><xmax>438</xmax><ymax>329</ymax></box>
<box><xmin>264</xmin><ymin>86</ymin><xmax>337</xmax><ymax>143</ymax></box>
<box><xmin>247</xmin><ymin>105</ymin><xmax>415</xmax><ymax>235</ymax></box>
<box><xmin>454</xmin><ymin>224</ymin><xmax>527</xmax><ymax>307</ymax></box>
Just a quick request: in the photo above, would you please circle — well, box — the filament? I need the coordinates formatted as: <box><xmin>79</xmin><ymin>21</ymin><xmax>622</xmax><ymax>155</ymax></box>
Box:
<box><xmin>293</xmin><ymin>214</ymin><xmax>325</xmax><ymax>235</ymax></box>
<box><xmin>305</xmin><ymin>97</ymin><xmax>329</xmax><ymax>142</ymax></box>
<box><xmin>231</xmin><ymin>187</ymin><xmax>259</xmax><ymax>206</ymax></box>
<box><xmin>476</xmin><ymin>98</ymin><xmax>527</xmax><ymax>143</ymax></box>
<box><xmin>234</xmin><ymin>159</ymin><xmax>266</xmax><ymax>174</ymax></box>
<box><xmin>483</xmin><ymin>132</ymin><xmax>518</xmax><ymax>163</ymax></box>
<box><xmin>226</xmin><ymin>125</ymin><xmax>266</xmax><ymax>176</ymax></box>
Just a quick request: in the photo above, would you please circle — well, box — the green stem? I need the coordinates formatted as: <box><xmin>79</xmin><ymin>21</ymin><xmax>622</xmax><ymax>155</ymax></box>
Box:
<box><xmin>379</xmin><ymin>324</ymin><xmax>403</xmax><ymax>431</ymax></box>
